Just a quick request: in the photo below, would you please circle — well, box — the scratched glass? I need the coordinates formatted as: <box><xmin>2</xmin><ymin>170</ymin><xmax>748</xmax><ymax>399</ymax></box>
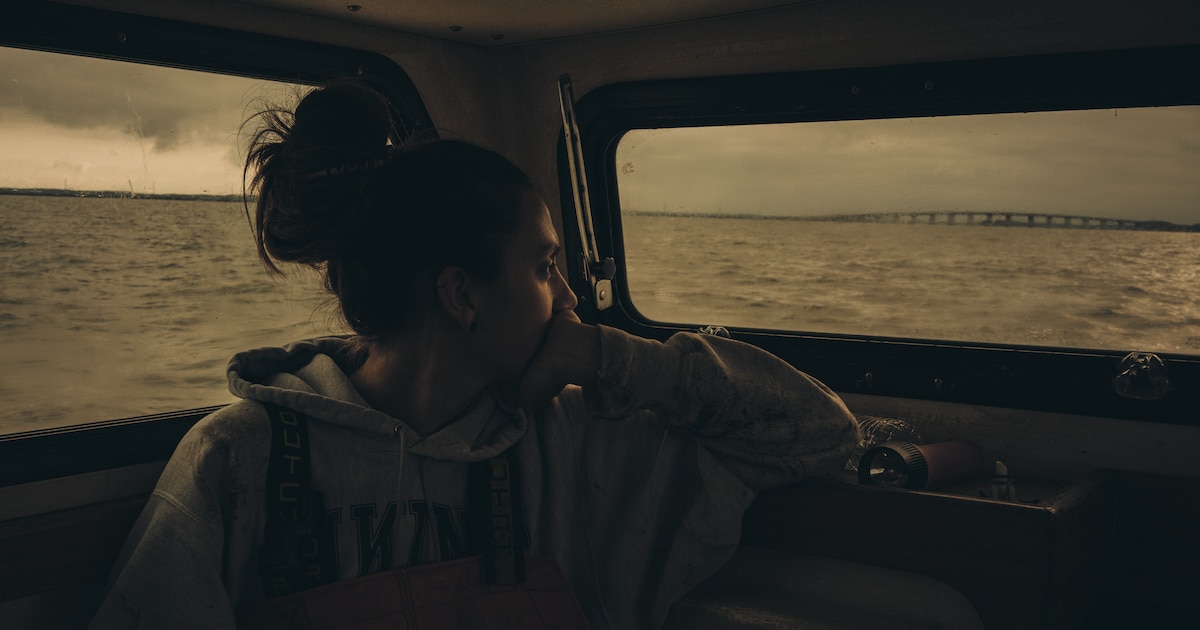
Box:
<box><xmin>616</xmin><ymin>108</ymin><xmax>1200</xmax><ymax>354</ymax></box>
<box><xmin>0</xmin><ymin>46</ymin><xmax>332</xmax><ymax>434</ymax></box>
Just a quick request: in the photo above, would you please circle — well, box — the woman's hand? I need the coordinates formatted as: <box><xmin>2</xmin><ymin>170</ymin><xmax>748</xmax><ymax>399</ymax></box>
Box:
<box><xmin>518</xmin><ymin>310</ymin><xmax>600</xmax><ymax>410</ymax></box>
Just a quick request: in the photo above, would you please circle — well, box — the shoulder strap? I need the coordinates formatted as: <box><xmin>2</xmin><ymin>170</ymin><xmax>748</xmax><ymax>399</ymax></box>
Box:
<box><xmin>257</xmin><ymin>403</ymin><xmax>522</xmax><ymax>594</ymax></box>
<box><xmin>259</xmin><ymin>403</ymin><xmax>333</xmax><ymax>597</ymax></box>
<box><xmin>474</xmin><ymin>451</ymin><xmax>527</xmax><ymax>585</ymax></box>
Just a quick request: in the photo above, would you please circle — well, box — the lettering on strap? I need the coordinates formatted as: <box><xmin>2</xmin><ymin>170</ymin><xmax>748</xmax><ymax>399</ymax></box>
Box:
<box><xmin>476</xmin><ymin>452</ymin><xmax>526</xmax><ymax>585</ymax></box>
<box><xmin>259</xmin><ymin>403</ymin><xmax>333</xmax><ymax>597</ymax></box>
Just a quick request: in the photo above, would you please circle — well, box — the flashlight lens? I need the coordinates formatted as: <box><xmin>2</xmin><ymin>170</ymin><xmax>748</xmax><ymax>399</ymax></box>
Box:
<box><xmin>865</xmin><ymin>449</ymin><xmax>909</xmax><ymax>487</ymax></box>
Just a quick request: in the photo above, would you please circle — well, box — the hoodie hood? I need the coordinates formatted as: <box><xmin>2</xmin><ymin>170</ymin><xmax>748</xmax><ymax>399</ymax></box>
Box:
<box><xmin>226</xmin><ymin>336</ymin><xmax>527</xmax><ymax>462</ymax></box>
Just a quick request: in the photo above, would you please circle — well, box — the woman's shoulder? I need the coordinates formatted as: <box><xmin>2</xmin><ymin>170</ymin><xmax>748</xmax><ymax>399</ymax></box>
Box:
<box><xmin>143</xmin><ymin>401</ymin><xmax>278</xmax><ymax>515</ymax></box>
<box><xmin>173</xmin><ymin>400</ymin><xmax>273</xmax><ymax>465</ymax></box>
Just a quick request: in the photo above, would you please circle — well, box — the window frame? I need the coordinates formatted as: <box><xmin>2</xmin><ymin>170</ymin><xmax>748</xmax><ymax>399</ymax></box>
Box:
<box><xmin>0</xmin><ymin>2</ymin><xmax>432</xmax><ymax>486</ymax></box>
<box><xmin>563</xmin><ymin>44</ymin><xmax>1200</xmax><ymax>427</ymax></box>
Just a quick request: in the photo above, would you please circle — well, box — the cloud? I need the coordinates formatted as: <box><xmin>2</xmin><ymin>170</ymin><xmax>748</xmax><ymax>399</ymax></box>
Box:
<box><xmin>42</xmin><ymin>159</ymin><xmax>92</xmax><ymax>174</ymax></box>
<box><xmin>617</xmin><ymin>106</ymin><xmax>1200</xmax><ymax>224</ymax></box>
<box><xmin>0</xmin><ymin>118</ymin><xmax>246</xmax><ymax>194</ymax></box>
<box><xmin>0</xmin><ymin>46</ymin><xmax>297</xmax><ymax>152</ymax></box>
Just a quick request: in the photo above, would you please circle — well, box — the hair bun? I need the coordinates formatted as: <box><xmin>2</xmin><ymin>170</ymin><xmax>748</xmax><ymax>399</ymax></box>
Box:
<box><xmin>290</xmin><ymin>82</ymin><xmax>391</xmax><ymax>156</ymax></box>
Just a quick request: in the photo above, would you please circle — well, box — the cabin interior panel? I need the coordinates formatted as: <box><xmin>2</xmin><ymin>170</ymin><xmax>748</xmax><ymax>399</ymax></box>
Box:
<box><xmin>60</xmin><ymin>0</ymin><xmax>509</xmax><ymax>151</ymax></box>
<box><xmin>4</xmin><ymin>1</ymin><xmax>1200</xmax><ymax>628</ymax></box>
<box><xmin>488</xmin><ymin>0</ymin><xmax>1200</xmax><ymax>241</ymax></box>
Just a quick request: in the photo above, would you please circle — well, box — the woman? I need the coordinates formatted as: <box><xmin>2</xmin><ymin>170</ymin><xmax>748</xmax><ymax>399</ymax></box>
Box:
<box><xmin>89</xmin><ymin>82</ymin><xmax>859</xmax><ymax>629</ymax></box>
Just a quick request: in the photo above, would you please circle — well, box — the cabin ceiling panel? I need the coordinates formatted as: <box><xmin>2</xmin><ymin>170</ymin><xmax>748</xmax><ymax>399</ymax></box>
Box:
<box><xmin>230</xmin><ymin>0</ymin><xmax>815</xmax><ymax>47</ymax></box>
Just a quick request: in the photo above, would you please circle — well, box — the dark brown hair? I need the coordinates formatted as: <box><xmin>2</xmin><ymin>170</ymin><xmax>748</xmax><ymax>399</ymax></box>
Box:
<box><xmin>243</xmin><ymin>82</ymin><xmax>533</xmax><ymax>337</ymax></box>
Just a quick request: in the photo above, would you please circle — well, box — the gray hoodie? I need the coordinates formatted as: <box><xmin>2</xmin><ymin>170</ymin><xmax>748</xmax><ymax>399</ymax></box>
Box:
<box><xmin>89</xmin><ymin>325</ymin><xmax>858</xmax><ymax>629</ymax></box>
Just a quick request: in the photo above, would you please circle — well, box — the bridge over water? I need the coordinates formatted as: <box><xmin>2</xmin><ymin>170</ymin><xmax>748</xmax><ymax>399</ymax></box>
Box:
<box><xmin>807</xmin><ymin>211</ymin><xmax>1146</xmax><ymax>229</ymax></box>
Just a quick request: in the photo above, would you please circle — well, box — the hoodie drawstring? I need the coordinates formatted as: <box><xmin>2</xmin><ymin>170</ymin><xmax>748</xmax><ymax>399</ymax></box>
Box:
<box><xmin>394</xmin><ymin>424</ymin><xmax>406</xmax><ymax>504</ymax></box>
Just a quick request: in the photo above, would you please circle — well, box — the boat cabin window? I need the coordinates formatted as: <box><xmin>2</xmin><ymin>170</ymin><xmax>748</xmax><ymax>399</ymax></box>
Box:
<box><xmin>574</xmin><ymin>47</ymin><xmax>1200</xmax><ymax>424</ymax></box>
<box><xmin>617</xmin><ymin>106</ymin><xmax>1200</xmax><ymax>353</ymax></box>
<box><xmin>0</xmin><ymin>46</ymin><xmax>331</xmax><ymax>435</ymax></box>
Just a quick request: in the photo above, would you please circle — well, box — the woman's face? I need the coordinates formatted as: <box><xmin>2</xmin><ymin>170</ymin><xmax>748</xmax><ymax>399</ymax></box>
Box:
<box><xmin>470</xmin><ymin>190</ymin><xmax>578</xmax><ymax>385</ymax></box>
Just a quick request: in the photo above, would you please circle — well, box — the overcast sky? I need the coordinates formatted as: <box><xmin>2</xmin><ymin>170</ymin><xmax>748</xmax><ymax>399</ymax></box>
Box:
<box><xmin>618</xmin><ymin>107</ymin><xmax>1200</xmax><ymax>224</ymax></box>
<box><xmin>2</xmin><ymin>45</ymin><xmax>1197</xmax><ymax>224</ymax></box>
<box><xmin>0</xmin><ymin>46</ymin><xmax>297</xmax><ymax>195</ymax></box>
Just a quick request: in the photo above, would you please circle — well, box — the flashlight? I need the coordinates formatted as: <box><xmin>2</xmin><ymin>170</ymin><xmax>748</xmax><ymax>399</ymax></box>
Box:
<box><xmin>857</xmin><ymin>440</ymin><xmax>984</xmax><ymax>490</ymax></box>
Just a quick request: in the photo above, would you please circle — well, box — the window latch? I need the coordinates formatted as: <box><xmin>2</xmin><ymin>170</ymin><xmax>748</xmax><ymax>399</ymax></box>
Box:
<box><xmin>1113</xmin><ymin>352</ymin><xmax>1170</xmax><ymax>400</ymax></box>
<box><xmin>558</xmin><ymin>74</ymin><xmax>614</xmax><ymax>310</ymax></box>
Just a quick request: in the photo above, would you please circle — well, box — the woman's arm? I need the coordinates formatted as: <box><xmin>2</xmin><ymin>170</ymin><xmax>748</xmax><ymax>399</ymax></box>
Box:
<box><xmin>89</xmin><ymin>406</ymin><xmax>270</xmax><ymax>630</ymax></box>
<box><xmin>522</xmin><ymin>311</ymin><xmax>859</xmax><ymax>489</ymax></box>
<box><xmin>525</xmin><ymin>315</ymin><xmax>858</xmax><ymax>629</ymax></box>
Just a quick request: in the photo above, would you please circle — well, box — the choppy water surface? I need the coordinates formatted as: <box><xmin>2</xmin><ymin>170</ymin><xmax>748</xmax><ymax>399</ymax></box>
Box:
<box><xmin>1</xmin><ymin>195</ymin><xmax>333</xmax><ymax>432</ymax></box>
<box><xmin>3</xmin><ymin>197</ymin><xmax>1200</xmax><ymax>432</ymax></box>
<box><xmin>622</xmin><ymin>213</ymin><xmax>1200</xmax><ymax>350</ymax></box>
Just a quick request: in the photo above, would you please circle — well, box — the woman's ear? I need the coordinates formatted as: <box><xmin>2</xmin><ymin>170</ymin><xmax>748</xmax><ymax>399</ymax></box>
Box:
<box><xmin>435</xmin><ymin>266</ymin><xmax>477</xmax><ymax>333</ymax></box>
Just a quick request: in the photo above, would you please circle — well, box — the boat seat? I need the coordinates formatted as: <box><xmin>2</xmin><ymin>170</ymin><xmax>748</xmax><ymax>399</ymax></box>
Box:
<box><xmin>664</xmin><ymin>545</ymin><xmax>985</xmax><ymax>630</ymax></box>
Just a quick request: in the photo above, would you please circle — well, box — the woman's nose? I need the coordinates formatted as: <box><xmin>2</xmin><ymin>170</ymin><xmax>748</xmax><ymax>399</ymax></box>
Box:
<box><xmin>555</xmin><ymin>268</ymin><xmax>579</xmax><ymax>312</ymax></box>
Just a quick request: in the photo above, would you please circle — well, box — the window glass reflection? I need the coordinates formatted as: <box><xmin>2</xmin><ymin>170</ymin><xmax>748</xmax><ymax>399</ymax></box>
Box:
<box><xmin>0</xmin><ymin>47</ymin><xmax>333</xmax><ymax>434</ymax></box>
<box><xmin>617</xmin><ymin>107</ymin><xmax>1200</xmax><ymax>353</ymax></box>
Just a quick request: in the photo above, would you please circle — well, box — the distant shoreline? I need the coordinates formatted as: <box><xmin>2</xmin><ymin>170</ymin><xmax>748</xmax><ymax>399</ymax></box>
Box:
<box><xmin>0</xmin><ymin>187</ymin><xmax>245</xmax><ymax>203</ymax></box>
<box><xmin>626</xmin><ymin>209</ymin><xmax>1200</xmax><ymax>232</ymax></box>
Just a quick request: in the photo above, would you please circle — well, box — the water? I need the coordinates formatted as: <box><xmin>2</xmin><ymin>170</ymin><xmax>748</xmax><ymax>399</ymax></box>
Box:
<box><xmin>1</xmin><ymin>195</ymin><xmax>333</xmax><ymax>433</ymax></box>
<box><xmin>622</xmin><ymin>213</ymin><xmax>1200</xmax><ymax>350</ymax></box>
<box><xmin>3</xmin><ymin>197</ymin><xmax>1200</xmax><ymax>433</ymax></box>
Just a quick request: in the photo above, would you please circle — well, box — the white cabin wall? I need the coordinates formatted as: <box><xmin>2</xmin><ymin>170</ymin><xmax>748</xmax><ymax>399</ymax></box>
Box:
<box><xmin>59</xmin><ymin>0</ymin><xmax>510</xmax><ymax>151</ymax></box>
<box><xmin>63</xmin><ymin>0</ymin><xmax>1200</xmax><ymax>236</ymax></box>
<box><xmin>488</xmin><ymin>0</ymin><xmax>1200</xmax><ymax>228</ymax></box>
<box><xmin>53</xmin><ymin>0</ymin><xmax>1200</xmax><ymax>482</ymax></box>
<box><xmin>480</xmin><ymin>0</ymin><xmax>1200</xmax><ymax>482</ymax></box>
